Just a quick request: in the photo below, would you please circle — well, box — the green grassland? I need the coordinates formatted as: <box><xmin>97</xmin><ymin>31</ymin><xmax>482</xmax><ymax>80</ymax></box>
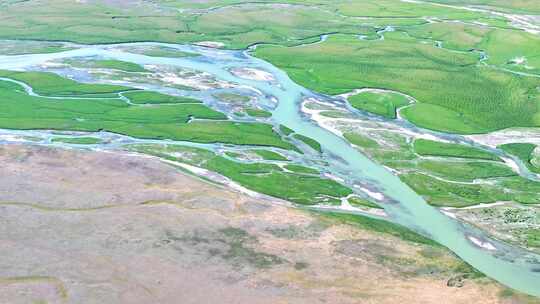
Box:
<box><xmin>499</xmin><ymin>143</ymin><xmax>540</xmax><ymax>174</ymax></box>
<box><xmin>0</xmin><ymin>0</ymin><xmax>510</xmax><ymax>49</ymax></box>
<box><xmin>400</xmin><ymin>173</ymin><xmax>505</xmax><ymax>207</ymax></box>
<box><xmin>246</xmin><ymin>108</ymin><xmax>272</xmax><ymax>118</ymax></box>
<box><xmin>347</xmin><ymin>196</ymin><xmax>383</xmax><ymax>209</ymax></box>
<box><xmin>214</xmin><ymin>93</ymin><xmax>251</xmax><ymax>103</ymax></box>
<box><xmin>279</xmin><ymin>125</ymin><xmax>294</xmax><ymax>136</ymax></box>
<box><xmin>128</xmin><ymin>144</ymin><xmax>352</xmax><ymax>205</ymax></box>
<box><xmin>344</xmin><ymin>129</ymin><xmax>540</xmax><ymax>207</ymax></box>
<box><xmin>123</xmin><ymin>91</ymin><xmax>201</xmax><ymax>104</ymax></box>
<box><xmin>343</xmin><ymin>132</ymin><xmax>380</xmax><ymax>149</ymax></box>
<box><xmin>416</xmin><ymin>160</ymin><xmax>516</xmax><ymax>182</ymax></box>
<box><xmin>256</xmin><ymin>33</ymin><xmax>540</xmax><ymax>134</ymax></box>
<box><xmin>402</xmin><ymin>22</ymin><xmax>491</xmax><ymax>51</ymax></box>
<box><xmin>251</xmin><ymin>149</ymin><xmax>288</xmax><ymax>161</ymax></box>
<box><xmin>293</xmin><ymin>134</ymin><xmax>322</xmax><ymax>153</ymax></box>
<box><xmin>63</xmin><ymin>59</ymin><xmax>147</xmax><ymax>72</ymax></box>
<box><xmin>348</xmin><ymin>91</ymin><xmax>410</xmax><ymax>119</ymax></box>
<box><xmin>402</xmin><ymin>23</ymin><xmax>540</xmax><ymax>75</ymax></box>
<box><xmin>284</xmin><ymin>164</ymin><xmax>320</xmax><ymax>175</ymax></box>
<box><xmin>51</xmin><ymin>137</ymin><xmax>102</xmax><ymax>145</ymax></box>
<box><xmin>401</xmin><ymin>172</ymin><xmax>540</xmax><ymax>207</ymax></box>
<box><xmin>0</xmin><ymin>77</ymin><xmax>295</xmax><ymax>149</ymax></box>
<box><xmin>413</xmin><ymin>139</ymin><xmax>501</xmax><ymax>161</ymax></box>
<box><xmin>0</xmin><ymin>70</ymin><xmax>133</xmax><ymax>96</ymax></box>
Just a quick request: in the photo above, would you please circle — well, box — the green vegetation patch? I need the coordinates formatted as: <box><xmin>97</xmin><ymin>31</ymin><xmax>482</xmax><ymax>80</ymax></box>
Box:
<box><xmin>284</xmin><ymin>164</ymin><xmax>319</xmax><ymax>175</ymax></box>
<box><xmin>399</xmin><ymin>173</ymin><xmax>508</xmax><ymax>207</ymax></box>
<box><xmin>347</xmin><ymin>196</ymin><xmax>383</xmax><ymax>209</ymax></box>
<box><xmin>279</xmin><ymin>124</ymin><xmax>294</xmax><ymax>136</ymax></box>
<box><xmin>128</xmin><ymin>144</ymin><xmax>352</xmax><ymax>205</ymax></box>
<box><xmin>499</xmin><ymin>143</ymin><xmax>540</xmax><ymax>174</ymax></box>
<box><xmin>245</xmin><ymin>108</ymin><xmax>272</xmax><ymax>118</ymax></box>
<box><xmin>64</xmin><ymin>58</ymin><xmax>147</xmax><ymax>72</ymax></box>
<box><xmin>348</xmin><ymin>91</ymin><xmax>410</xmax><ymax>119</ymax></box>
<box><xmin>251</xmin><ymin>149</ymin><xmax>288</xmax><ymax>161</ymax></box>
<box><xmin>343</xmin><ymin>132</ymin><xmax>379</xmax><ymax>149</ymax></box>
<box><xmin>255</xmin><ymin>33</ymin><xmax>540</xmax><ymax>134</ymax></box>
<box><xmin>0</xmin><ymin>78</ymin><xmax>295</xmax><ymax>149</ymax></box>
<box><xmin>123</xmin><ymin>91</ymin><xmax>201</xmax><ymax>104</ymax></box>
<box><xmin>413</xmin><ymin>139</ymin><xmax>501</xmax><ymax>161</ymax></box>
<box><xmin>416</xmin><ymin>160</ymin><xmax>516</xmax><ymax>182</ymax></box>
<box><xmin>213</xmin><ymin>92</ymin><xmax>250</xmax><ymax>103</ymax></box>
<box><xmin>51</xmin><ymin>137</ymin><xmax>102</xmax><ymax>145</ymax></box>
<box><xmin>0</xmin><ymin>70</ymin><xmax>132</xmax><ymax>96</ymax></box>
<box><xmin>293</xmin><ymin>134</ymin><xmax>322</xmax><ymax>153</ymax></box>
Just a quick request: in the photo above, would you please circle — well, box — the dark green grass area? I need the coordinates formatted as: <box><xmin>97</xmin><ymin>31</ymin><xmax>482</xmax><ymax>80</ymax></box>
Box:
<box><xmin>128</xmin><ymin>144</ymin><xmax>352</xmax><ymax>205</ymax></box>
<box><xmin>499</xmin><ymin>143</ymin><xmax>540</xmax><ymax>174</ymax></box>
<box><xmin>284</xmin><ymin>164</ymin><xmax>319</xmax><ymax>175</ymax></box>
<box><xmin>122</xmin><ymin>91</ymin><xmax>201</xmax><ymax>104</ymax></box>
<box><xmin>245</xmin><ymin>108</ymin><xmax>272</xmax><ymax>118</ymax></box>
<box><xmin>0</xmin><ymin>70</ymin><xmax>133</xmax><ymax>96</ymax></box>
<box><xmin>348</xmin><ymin>91</ymin><xmax>409</xmax><ymax>119</ymax></box>
<box><xmin>255</xmin><ymin>33</ymin><xmax>540</xmax><ymax>134</ymax></box>
<box><xmin>293</xmin><ymin>134</ymin><xmax>322</xmax><ymax>153</ymax></box>
<box><xmin>251</xmin><ymin>149</ymin><xmax>288</xmax><ymax>161</ymax></box>
<box><xmin>416</xmin><ymin>160</ymin><xmax>516</xmax><ymax>182</ymax></box>
<box><xmin>279</xmin><ymin>124</ymin><xmax>294</xmax><ymax>136</ymax></box>
<box><xmin>347</xmin><ymin>196</ymin><xmax>383</xmax><ymax>209</ymax></box>
<box><xmin>0</xmin><ymin>78</ymin><xmax>295</xmax><ymax>149</ymax></box>
<box><xmin>51</xmin><ymin>137</ymin><xmax>102</xmax><ymax>144</ymax></box>
<box><xmin>413</xmin><ymin>139</ymin><xmax>501</xmax><ymax>161</ymax></box>
<box><xmin>64</xmin><ymin>58</ymin><xmax>147</xmax><ymax>72</ymax></box>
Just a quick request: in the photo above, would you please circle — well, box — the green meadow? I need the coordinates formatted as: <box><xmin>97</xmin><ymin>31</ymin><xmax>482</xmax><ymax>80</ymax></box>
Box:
<box><xmin>51</xmin><ymin>137</ymin><xmax>102</xmax><ymax>145</ymax></box>
<box><xmin>499</xmin><ymin>143</ymin><xmax>540</xmax><ymax>174</ymax></box>
<box><xmin>251</xmin><ymin>149</ymin><xmax>288</xmax><ymax>161</ymax></box>
<box><xmin>348</xmin><ymin>91</ymin><xmax>410</xmax><ymax>119</ymax></box>
<box><xmin>0</xmin><ymin>75</ymin><xmax>295</xmax><ymax>149</ymax></box>
<box><xmin>63</xmin><ymin>59</ymin><xmax>147</xmax><ymax>73</ymax></box>
<box><xmin>256</xmin><ymin>33</ymin><xmax>540</xmax><ymax>134</ymax></box>
<box><xmin>128</xmin><ymin>144</ymin><xmax>352</xmax><ymax>205</ymax></box>
<box><xmin>0</xmin><ymin>70</ymin><xmax>132</xmax><ymax>97</ymax></box>
<box><xmin>413</xmin><ymin>139</ymin><xmax>501</xmax><ymax>161</ymax></box>
<box><xmin>122</xmin><ymin>91</ymin><xmax>201</xmax><ymax>104</ymax></box>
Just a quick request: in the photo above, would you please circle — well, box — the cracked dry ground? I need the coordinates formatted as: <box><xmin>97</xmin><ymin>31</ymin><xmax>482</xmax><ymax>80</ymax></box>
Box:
<box><xmin>0</xmin><ymin>144</ymin><xmax>536</xmax><ymax>304</ymax></box>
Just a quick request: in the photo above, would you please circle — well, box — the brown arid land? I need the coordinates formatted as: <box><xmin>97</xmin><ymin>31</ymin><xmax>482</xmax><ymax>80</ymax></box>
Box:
<box><xmin>0</xmin><ymin>144</ymin><xmax>537</xmax><ymax>304</ymax></box>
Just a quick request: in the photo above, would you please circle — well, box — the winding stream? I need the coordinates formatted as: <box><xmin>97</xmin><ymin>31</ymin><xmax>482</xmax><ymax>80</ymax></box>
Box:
<box><xmin>0</xmin><ymin>42</ymin><xmax>539</xmax><ymax>296</ymax></box>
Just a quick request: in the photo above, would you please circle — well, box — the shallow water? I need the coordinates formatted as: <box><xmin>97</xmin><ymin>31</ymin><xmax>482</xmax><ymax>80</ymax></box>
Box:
<box><xmin>0</xmin><ymin>42</ymin><xmax>539</xmax><ymax>296</ymax></box>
